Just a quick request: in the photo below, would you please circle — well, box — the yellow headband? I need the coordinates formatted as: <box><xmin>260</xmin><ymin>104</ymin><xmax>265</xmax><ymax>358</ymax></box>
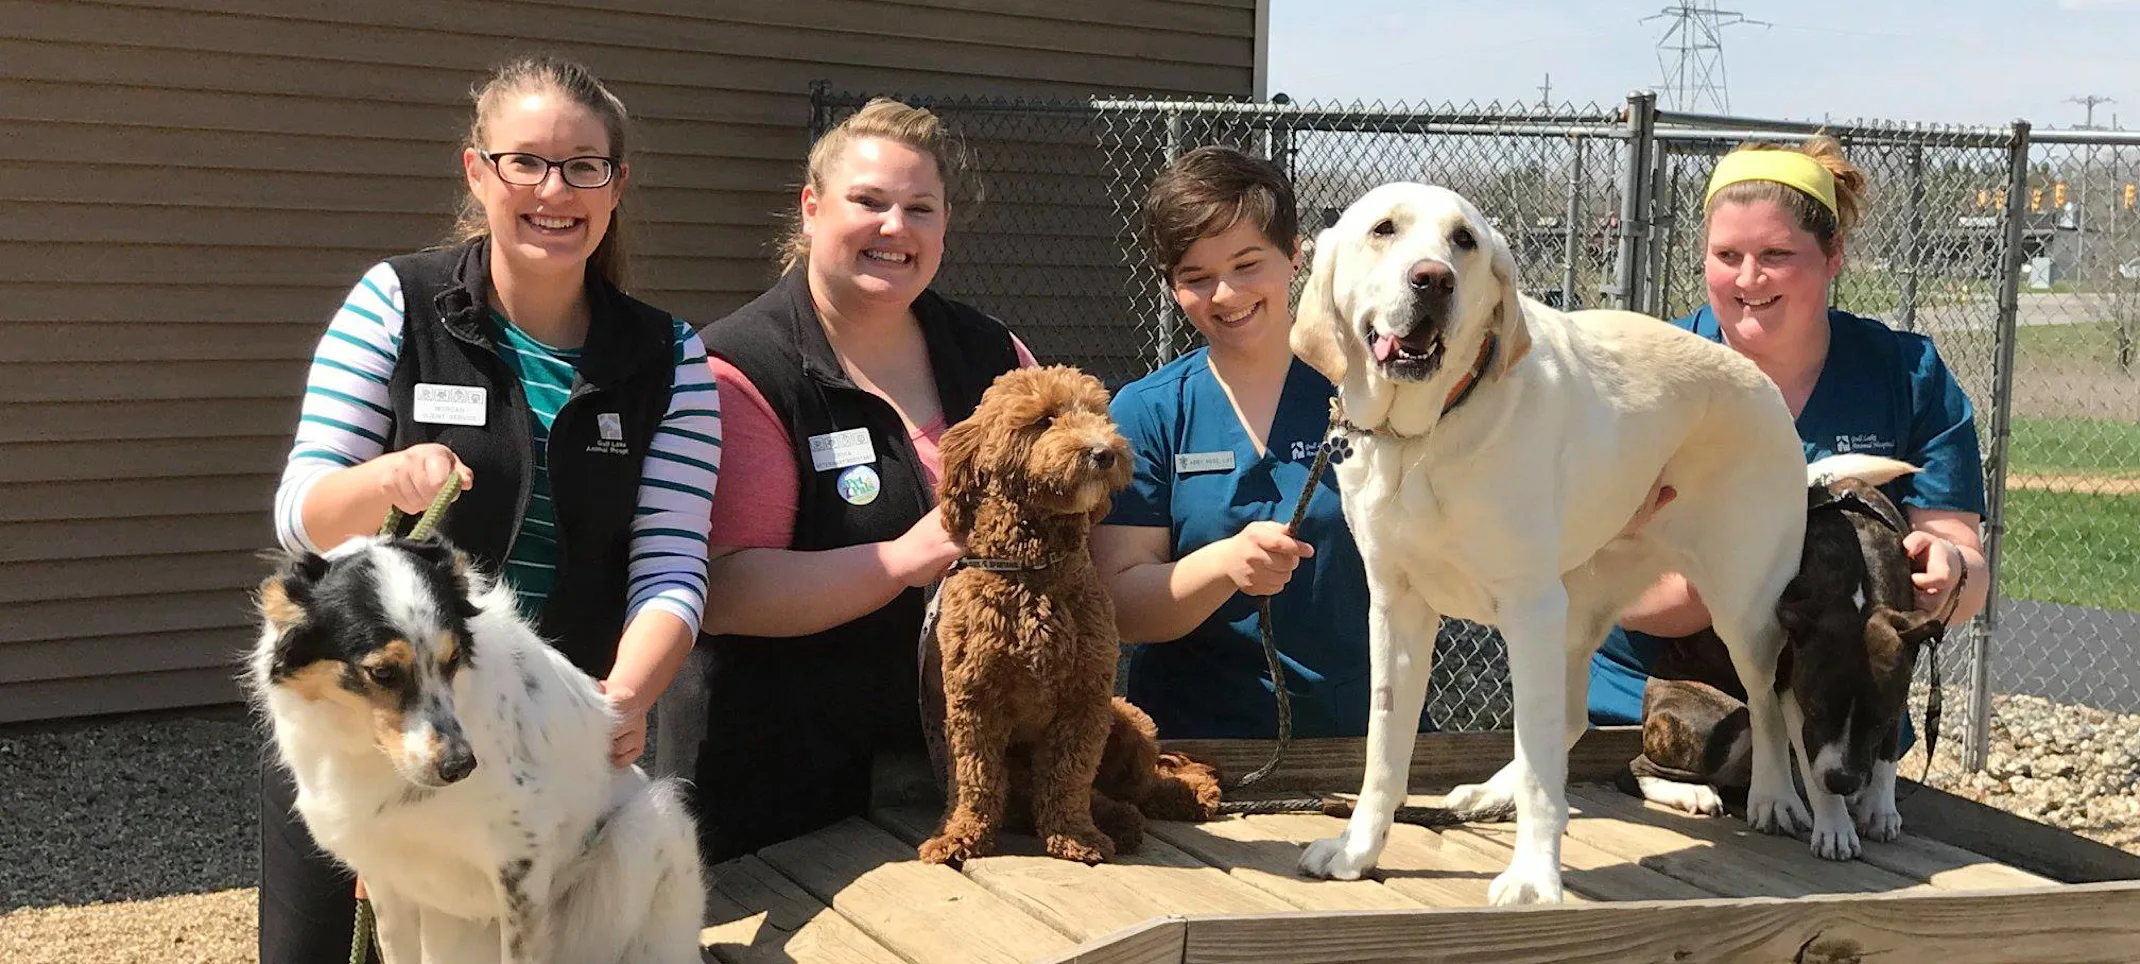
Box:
<box><xmin>1704</xmin><ymin>150</ymin><xmax>1839</xmax><ymax>220</ymax></box>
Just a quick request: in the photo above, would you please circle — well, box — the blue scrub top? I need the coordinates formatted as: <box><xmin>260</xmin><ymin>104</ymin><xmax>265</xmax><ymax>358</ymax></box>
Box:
<box><xmin>1105</xmin><ymin>349</ymin><xmax>1435</xmax><ymax>739</ymax></box>
<box><xmin>1588</xmin><ymin>306</ymin><xmax>1988</xmax><ymax>739</ymax></box>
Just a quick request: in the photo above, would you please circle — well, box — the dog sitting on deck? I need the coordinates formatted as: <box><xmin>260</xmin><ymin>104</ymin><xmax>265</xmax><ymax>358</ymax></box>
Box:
<box><xmin>247</xmin><ymin>536</ymin><xmax>704</xmax><ymax>964</ymax></box>
<box><xmin>919</xmin><ymin>365</ymin><xmax>1152</xmax><ymax>866</ymax></box>
<box><xmin>1628</xmin><ymin>453</ymin><xmax>1946</xmax><ymax>860</ymax></box>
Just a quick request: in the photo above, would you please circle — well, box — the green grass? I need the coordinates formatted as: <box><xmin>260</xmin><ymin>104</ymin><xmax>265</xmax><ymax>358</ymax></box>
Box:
<box><xmin>2008</xmin><ymin>415</ymin><xmax>2140</xmax><ymax>475</ymax></box>
<box><xmin>1935</xmin><ymin>320</ymin><xmax>2138</xmax><ymax>368</ymax></box>
<box><xmin>1995</xmin><ymin>488</ymin><xmax>2140</xmax><ymax>611</ymax></box>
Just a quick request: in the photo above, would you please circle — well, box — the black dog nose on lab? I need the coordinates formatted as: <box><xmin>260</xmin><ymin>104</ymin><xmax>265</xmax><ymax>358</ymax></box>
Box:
<box><xmin>436</xmin><ymin>746</ymin><xmax>478</xmax><ymax>784</ymax></box>
<box><xmin>1089</xmin><ymin>447</ymin><xmax>1117</xmax><ymax>470</ymax></box>
<box><xmin>1408</xmin><ymin>260</ymin><xmax>1454</xmax><ymax>293</ymax></box>
<box><xmin>1822</xmin><ymin>769</ymin><xmax>1863</xmax><ymax>797</ymax></box>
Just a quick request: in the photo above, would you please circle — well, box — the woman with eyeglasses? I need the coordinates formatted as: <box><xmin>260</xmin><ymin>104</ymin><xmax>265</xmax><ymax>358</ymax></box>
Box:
<box><xmin>258</xmin><ymin>54</ymin><xmax>718</xmax><ymax>964</ymax></box>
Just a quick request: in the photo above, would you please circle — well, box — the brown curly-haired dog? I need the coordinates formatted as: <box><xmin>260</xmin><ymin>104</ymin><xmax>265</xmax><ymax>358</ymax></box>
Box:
<box><xmin>919</xmin><ymin>365</ymin><xmax>1139</xmax><ymax>866</ymax></box>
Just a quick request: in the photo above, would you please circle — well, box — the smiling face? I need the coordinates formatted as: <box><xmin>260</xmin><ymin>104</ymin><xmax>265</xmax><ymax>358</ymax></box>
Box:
<box><xmin>462</xmin><ymin>90</ymin><xmax>623</xmax><ymax>280</ymax></box>
<box><xmin>1702</xmin><ymin>198</ymin><xmax>1843</xmax><ymax>357</ymax></box>
<box><xmin>1169</xmin><ymin>217</ymin><xmax>1302</xmax><ymax>357</ymax></box>
<box><xmin>801</xmin><ymin>136</ymin><xmax>947</xmax><ymax>310</ymax></box>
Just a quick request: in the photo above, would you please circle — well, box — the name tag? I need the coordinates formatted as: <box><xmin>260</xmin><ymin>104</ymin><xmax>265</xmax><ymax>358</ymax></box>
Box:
<box><xmin>413</xmin><ymin>383</ymin><xmax>486</xmax><ymax>427</ymax></box>
<box><xmin>1174</xmin><ymin>450</ymin><xmax>1235</xmax><ymax>474</ymax></box>
<box><xmin>809</xmin><ymin>428</ymin><xmax>876</xmax><ymax>472</ymax></box>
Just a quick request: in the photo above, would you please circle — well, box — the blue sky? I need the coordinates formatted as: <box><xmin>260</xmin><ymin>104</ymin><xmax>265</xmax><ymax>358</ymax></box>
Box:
<box><xmin>1267</xmin><ymin>0</ymin><xmax>2140</xmax><ymax>129</ymax></box>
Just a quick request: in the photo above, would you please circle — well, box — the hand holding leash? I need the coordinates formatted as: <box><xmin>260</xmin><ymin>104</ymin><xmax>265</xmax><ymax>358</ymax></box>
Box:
<box><xmin>381</xmin><ymin>443</ymin><xmax>473</xmax><ymax>516</ymax></box>
<box><xmin>1224</xmin><ymin>521</ymin><xmax>1316</xmax><ymax>596</ymax></box>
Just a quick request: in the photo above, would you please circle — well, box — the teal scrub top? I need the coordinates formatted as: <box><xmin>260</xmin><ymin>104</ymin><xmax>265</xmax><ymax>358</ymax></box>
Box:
<box><xmin>1588</xmin><ymin>306</ymin><xmax>1988</xmax><ymax>734</ymax></box>
<box><xmin>1105</xmin><ymin>349</ymin><xmax>1438</xmax><ymax>739</ymax></box>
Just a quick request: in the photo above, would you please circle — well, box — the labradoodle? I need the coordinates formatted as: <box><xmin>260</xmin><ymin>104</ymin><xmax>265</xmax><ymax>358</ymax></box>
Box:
<box><xmin>920</xmin><ymin>365</ymin><xmax>1207</xmax><ymax>866</ymax></box>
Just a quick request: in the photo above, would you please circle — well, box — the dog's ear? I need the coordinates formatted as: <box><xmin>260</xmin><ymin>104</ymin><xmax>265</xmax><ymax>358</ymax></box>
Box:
<box><xmin>1289</xmin><ymin>226</ymin><xmax>1347</xmax><ymax>386</ymax></box>
<box><xmin>256</xmin><ymin>549</ymin><xmax>328</xmax><ymax>633</ymax></box>
<box><xmin>1878</xmin><ymin>604</ymin><xmax>1945</xmax><ymax>650</ymax></box>
<box><xmin>935</xmin><ymin>414</ymin><xmax>989</xmax><ymax>540</ymax></box>
<box><xmin>1483</xmin><ymin>220</ymin><xmax>1533</xmax><ymax>377</ymax></box>
<box><xmin>1774</xmin><ymin>572</ymin><xmax>1818</xmax><ymax>643</ymax></box>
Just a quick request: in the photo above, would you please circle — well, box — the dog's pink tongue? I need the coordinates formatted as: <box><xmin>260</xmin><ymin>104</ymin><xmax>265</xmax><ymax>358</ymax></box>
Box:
<box><xmin>1372</xmin><ymin>334</ymin><xmax>1399</xmax><ymax>363</ymax></box>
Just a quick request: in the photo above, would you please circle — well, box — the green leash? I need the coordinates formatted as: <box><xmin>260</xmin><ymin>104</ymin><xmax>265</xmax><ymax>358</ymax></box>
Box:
<box><xmin>348</xmin><ymin>469</ymin><xmax>464</xmax><ymax>964</ymax></box>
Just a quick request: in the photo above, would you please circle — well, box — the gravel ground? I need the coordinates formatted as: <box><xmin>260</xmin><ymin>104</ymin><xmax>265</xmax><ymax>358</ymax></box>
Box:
<box><xmin>4</xmin><ymin>692</ymin><xmax>2136</xmax><ymax>963</ymax></box>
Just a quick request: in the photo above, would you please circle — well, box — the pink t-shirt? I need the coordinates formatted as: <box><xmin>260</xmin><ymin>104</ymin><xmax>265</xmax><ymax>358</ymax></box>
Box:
<box><xmin>706</xmin><ymin>336</ymin><xmax>1038</xmax><ymax>549</ymax></box>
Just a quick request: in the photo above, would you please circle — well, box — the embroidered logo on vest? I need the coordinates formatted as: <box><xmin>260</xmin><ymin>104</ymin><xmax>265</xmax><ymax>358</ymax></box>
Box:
<box><xmin>587</xmin><ymin>412</ymin><xmax>630</xmax><ymax>455</ymax></box>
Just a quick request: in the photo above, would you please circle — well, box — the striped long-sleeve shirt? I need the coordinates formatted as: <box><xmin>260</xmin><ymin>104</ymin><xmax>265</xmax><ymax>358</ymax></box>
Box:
<box><xmin>272</xmin><ymin>261</ymin><xmax>720</xmax><ymax>634</ymax></box>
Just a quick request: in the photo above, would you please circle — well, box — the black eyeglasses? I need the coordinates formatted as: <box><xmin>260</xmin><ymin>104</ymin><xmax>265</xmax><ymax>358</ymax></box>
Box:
<box><xmin>479</xmin><ymin>150</ymin><xmax>619</xmax><ymax>189</ymax></box>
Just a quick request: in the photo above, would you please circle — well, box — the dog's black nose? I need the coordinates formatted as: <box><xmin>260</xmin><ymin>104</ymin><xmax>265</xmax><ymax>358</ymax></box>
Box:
<box><xmin>1408</xmin><ymin>260</ymin><xmax>1454</xmax><ymax>292</ymax></box>
<box><xmin>1822</xmin><ymin>769</ymin><xmax>1863</xmax><ymax>797</ymax></box>
<box><xmin>1090</xmin><ymin>447</ymin><xmax>1117</xmax><ymax>470</ymax></box>
<box><xmin>436</xmin><ymin>748</ymin><xmax>478</xmax><ymax>784</ymax></box>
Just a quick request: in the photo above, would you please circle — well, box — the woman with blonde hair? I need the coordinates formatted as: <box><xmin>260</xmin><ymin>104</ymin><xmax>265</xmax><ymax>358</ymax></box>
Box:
<box><xmin>691</xmin><ymin>97</ymin><xmax>1037</xmax><ymax>860</ymax></box>
<box><xmin>1590</xmin><ymin>136</ymin><xmax>1989</xmax><ymax>756</ymax></box>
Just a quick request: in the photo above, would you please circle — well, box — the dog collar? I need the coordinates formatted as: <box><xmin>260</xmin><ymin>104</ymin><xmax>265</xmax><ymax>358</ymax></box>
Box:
<box><xmin>954</xmin><ymin>556</ymin><xmax>1051</xmax><ymax>573</ymax></box>
<box><xmin>1336</xmin><ymin>331</ymin><xmax>1502</xmax><ymax>438</ymax></box>
<box><xmin>1809</xmin><ymin>488</ymin><xmax>1904</xmax><ymax>532</ymax></box>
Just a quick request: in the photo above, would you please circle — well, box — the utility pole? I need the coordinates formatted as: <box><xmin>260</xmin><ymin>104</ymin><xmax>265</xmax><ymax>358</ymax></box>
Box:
<box><xmin>1537</xmin><ymin>73</ymin><xmax>1553</xmax><ymax>111</ymax></box>
<box><xmin>2069</xmin><ymin>95</ymin><xmax>2115</xmax><ymax>278</ymax></box>
<box><xmin>1643</xmin><ymin>2</ymin><xmax>1769</xmax><ymax>113</ymax></box>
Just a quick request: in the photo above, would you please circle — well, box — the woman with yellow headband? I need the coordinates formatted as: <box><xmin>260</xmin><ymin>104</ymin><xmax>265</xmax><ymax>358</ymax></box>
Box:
<box><xmin>1589</xmin><ymin>136</ymin><xmax>1989</xmax><ymax>742</ymax></box>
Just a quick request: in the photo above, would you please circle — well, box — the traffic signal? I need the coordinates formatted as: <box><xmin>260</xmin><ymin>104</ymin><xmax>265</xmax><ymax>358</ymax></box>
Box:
<box><xmin>2125</xmin><ymin>183</ymin><xmax>2135</xmax><ymax>209</ymax></box>
<box><xmin>2054</xmin><ymin>181</ymin><xmax>2068</xmax><ymax>208</ymax></box>
<box><xmin>1977</xmin><ymin>188</ymin><xmax>1990</xmax><ymax>209</ymax></box>
<box><xmin>2031</xmin><ymin>188</ymin><xmax>2043</xmax><ymax>212</ymax></box>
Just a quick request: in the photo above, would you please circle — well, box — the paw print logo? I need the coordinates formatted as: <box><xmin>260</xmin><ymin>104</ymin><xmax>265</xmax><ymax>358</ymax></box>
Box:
<box><xmin>1318</xmin><ymin>435</ymin><xmax>1354</xmax><ymax>466</ymax></box>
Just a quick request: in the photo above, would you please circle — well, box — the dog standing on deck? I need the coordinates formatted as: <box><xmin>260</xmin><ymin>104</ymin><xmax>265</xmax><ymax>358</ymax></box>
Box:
<box><xmin>1287</xmin><ymin>182</ymin><xmax>1811</xmax><ymax>905</ymax></box>
<box><xmin>247</xmin><ymin>536</ymin><xmax>704</xmax><ymax>964</ymax></box>
<box><xmin>1630</xmin><ymin>453</ymin><xmax>1947</xmax><ymax>860</ymax></box>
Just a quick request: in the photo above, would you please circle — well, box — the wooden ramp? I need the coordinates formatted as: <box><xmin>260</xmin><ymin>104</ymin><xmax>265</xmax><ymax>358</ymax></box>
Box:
<box><xmin>697</xmin><ymin>729</ymin><xmax>2140</xmax><ymax>964</ymax></box>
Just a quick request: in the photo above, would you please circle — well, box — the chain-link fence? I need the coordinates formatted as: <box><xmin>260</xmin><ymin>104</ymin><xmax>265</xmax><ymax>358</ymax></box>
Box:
<box><xmin>810</xmin><ymin>85</ymin><xmax>2139</xmax><ymax>767</ymax></box>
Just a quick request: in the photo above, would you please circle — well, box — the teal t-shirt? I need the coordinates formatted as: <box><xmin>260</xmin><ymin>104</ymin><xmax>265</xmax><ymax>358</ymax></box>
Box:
<box><xmin>491</xmin><ymin>310</ymin><xmax>581</xmax><ymax>621</ymax></box>
<box><xmin>1104</xmin><ymin>349</ymin><xmax>1436</xmax><ymax>739</ymax></box>
<box><xmin>1588</xmin><ymin>306</ymin><xmax>1988</xmax><ymax>729</ymax></box>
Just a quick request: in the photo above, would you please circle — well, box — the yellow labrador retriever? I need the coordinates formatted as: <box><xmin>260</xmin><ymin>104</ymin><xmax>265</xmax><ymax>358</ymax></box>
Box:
<box><xmin>1290</xmin><ymin>183</ymin><xmax>1812</xmax><ymax>904</ymax></box>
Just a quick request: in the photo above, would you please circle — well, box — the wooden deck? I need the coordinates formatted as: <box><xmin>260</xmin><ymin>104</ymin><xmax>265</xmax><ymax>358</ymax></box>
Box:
<box><xmin>697</xmin><ymin>729</ymin><xmax>2140</xmax><ymax>964</ymax></box>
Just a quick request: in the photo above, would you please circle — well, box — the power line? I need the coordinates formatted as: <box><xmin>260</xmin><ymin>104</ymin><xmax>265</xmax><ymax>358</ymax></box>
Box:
<box><xmin>1643</xmin><ymin>2</ymin><xmax>1770</xmax><ymax>113</ymax></box>
<box><xmin>2068</xmin><ymin>94</ymin><xmax>2116</xmax><ymax>131</ymax></box>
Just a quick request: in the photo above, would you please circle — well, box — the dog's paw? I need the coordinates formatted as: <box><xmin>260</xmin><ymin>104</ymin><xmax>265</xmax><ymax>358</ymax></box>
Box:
<box><xmin>1810</xmin><ymin>815</ymin><xmax>1864</xmax><ymax>861</ymax></box>
<box><xmin>1298</xmin><ymin>832</ymin><xmax>1381</xmax><ymax>880</ymax></box>
<box><xmin>1852</xmin><ymin>796</ymin><xmax>1904</xmax><ymax>842</ymax></box>
<box><xmin>1746</xmin><ymin>789</ymin><xmax>1812</xmax><ymax>837</ymax></box>
<box><xmin>1487</xmin><ymin>854</ymin><xmax>1565</xmax><ymax>906</ymax></box>
<box><xmin>1044</xmin><ymin>828</ymin><xmax>1115</xmax><ymax>864</ymax></box>
<box><xmin>918</xmin><ymin>818</ymin><xmax>995</xmax><ymax>866</ymax></box>
<box><xmin>1635</xmin><ymin>776</ymin><xmax>1725</xmax><ymax>817</ymax></box>
<box><xmin>1442</xmin><ymin>779</ymin><xmax>1516</xmax><ymax>817</ymax></box>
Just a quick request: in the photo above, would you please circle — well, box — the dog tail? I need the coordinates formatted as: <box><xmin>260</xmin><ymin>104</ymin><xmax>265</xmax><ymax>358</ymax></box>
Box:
<box><xmin>1807</xmin><ymin>453</ymin><xmax>1920</xmax><ymax>489</ymax></box>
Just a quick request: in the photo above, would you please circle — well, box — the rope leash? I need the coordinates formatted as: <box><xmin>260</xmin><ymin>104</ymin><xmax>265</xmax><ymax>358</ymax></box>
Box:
<box><xmin>348</xmin><ymin>469</ymin><xmax>464</xmax><ymax>964</ymax></box>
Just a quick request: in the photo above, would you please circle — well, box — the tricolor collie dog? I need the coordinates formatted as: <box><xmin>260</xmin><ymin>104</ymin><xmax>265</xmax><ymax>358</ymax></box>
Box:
<box><xmin>247</xmin><ymin>535</ymin><xmax>705</xmax><ymax>964</ymax></box>
<box><xmin>1288</xmin><ymin>182</ymin><xmax>1811</xmax><ymax>904</ymax></box>
<box><xmin>1630</xmin><ymin>453</ymin><xmax>1946</xmax><ymax>860</ymax></box>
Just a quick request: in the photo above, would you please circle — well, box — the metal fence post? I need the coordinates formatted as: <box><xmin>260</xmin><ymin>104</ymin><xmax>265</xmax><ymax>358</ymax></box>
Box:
<box><xmin>1901</xmin><ymin>144</ymin><xmax>1926</xmax><ymax>332</ymax></box>
<box><xmin>1154</xmin><ymin>110</ymin><xmax>1186</xmax><ymax>370</ymax></box>
<box><xmin>1614</xmin><ymin>91</ymin><xmax>1658</xmax><ymax>311</ymax></box>
<box><xmin>1562</xmin><ymin>137</ymin><xmax>1585</xmax><ymax>310</ymax></box>
<box><xmin>1970</xmin><ymin>117</ymin><xmax>2034</xmax><ymax>774</ymax></box>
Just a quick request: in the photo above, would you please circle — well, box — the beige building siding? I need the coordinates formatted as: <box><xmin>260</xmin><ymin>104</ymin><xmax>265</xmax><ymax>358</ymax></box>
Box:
<box><xmin>0</xmin><ymin>0</ymin><xmax>1258</xmax><ymax>723</ymax></box>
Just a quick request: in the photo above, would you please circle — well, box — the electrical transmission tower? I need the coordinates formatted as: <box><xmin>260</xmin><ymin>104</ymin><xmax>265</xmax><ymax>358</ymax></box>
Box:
<box><xmin>1643</xmin><ymin>2</ymin><xmax>1769</xmax><ymax>113</ymax></box>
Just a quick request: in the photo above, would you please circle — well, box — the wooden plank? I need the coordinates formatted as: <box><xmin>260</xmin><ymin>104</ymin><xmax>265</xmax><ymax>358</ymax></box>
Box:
<box><xmin>2</xmin><ymin>400</ymin><xmax>300</xmax><ymax>444</ymax></box>
<box><xmin>1565</xmin><ymin>784</ymin><xmax>1925</xmax><ymax>897</ymax></box>
<box><xmin>1176</xmin><ymin>882</ymin><xmax>2140</xmax><ymax>964</ymax></box>
<box><xmin>1146</xmin><ymin>815</ymin><xmax>1424</xmax><ymax>912</ymax></box>
<box><xmin>757</xmin><ymin>816</ymin><xmax>1079</xmax><ymax>964</ymax></box>
<box><xmin>0</xmin><ymin>551</ymin><xmax>268</xmax><ymax>604</ymax></box>
<box><xmin>1405</xmin><ymin>793</ymin><xmax>1722</xmax><ymax>902</ymax></box>
<box><xmin>0</xmin><ymin>664</ymin><xmax>240</xmax><ymax>724</ymax></box>
<box><xmin>1160</xmin><ymin>727</ymin><xmax>1645</xmax><ymax>793</ymax></box>
<box><xmin>0</xmin><ymin>437</ymin><xmax>288</xmax><ymax>482</ymax></box>
<box><xmin>1232</xmin><ymin>811</ymin><xmax>1566</xmax><ymax>908</ymax></box>
<box><xmin>1</xmin><ymin>588</ymin><xmax>251</xmax><ymax>644</ymax></box>
<box><xmin>3</xmin><ymin>321</ymin><xmax>325</xmax><ymax>363</ymax></box>
<box><xmin>1902</xmin><ymin>779</ymin><xmax>2140</xmax><ymax>884</ymax></box>
<box><xmin>0</xmin><ymin>360</ymin><xmax>303</xmax><ymax>403</ymax></box>
<box><xmin>1</xmin><ymin>513</ymin><xmax>267</xmax><ymax>563</ymax></box>
<box><xmin>700</xmin><ymin>855</ymin><xmax>907</xmax><ymax>964</ymax></box>
<box><xmin>0</xmin><ymin>283</ymin><xmax>337</xmax><ymax>325</ymax></box>
<box><xmin>1032</xmin><ymin>918</ymin><xmax>1185</xmax><ymax>964</ymax></box>
<box><xmin>873</xmin><ymin>806</ymin><xmax>1293</xmax><ymax>937</ymax></box>
<box><xmin>0</xmin><ymin>626</ymin><xmax>245</xmax><ymax>684</ymax></box>
<box><xmin>0</xmin><ymin>474</ymin><xmax>279</xmax><ymax>523</ymax></box>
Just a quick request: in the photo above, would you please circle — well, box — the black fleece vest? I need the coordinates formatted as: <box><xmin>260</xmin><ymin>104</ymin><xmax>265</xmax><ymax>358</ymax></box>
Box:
<box><xmin>384</xmin><ymin>239</ymin><xmax>678</xmax><ymax>677</ymax></box>
<box><xmin>696</xmin><ymin>267</ymin><xmax>1018</xmax><ymax>749</ymax></box>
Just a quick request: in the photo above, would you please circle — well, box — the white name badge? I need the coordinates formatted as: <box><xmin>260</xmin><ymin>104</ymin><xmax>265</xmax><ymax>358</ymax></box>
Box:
<box><xmin>412</xmin><ymin>383</ymin><xmax>487</xmax><ymax>427</ymax></box>
<box><xmin>808</xmin><ymin>428</ymin><xmax>876</xmax><ymax>472</ymax></box>
<box><xmin>1174</xmin><ymin>450</ymin><xmax>1235</xmax><ymax>474</ymax></box>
